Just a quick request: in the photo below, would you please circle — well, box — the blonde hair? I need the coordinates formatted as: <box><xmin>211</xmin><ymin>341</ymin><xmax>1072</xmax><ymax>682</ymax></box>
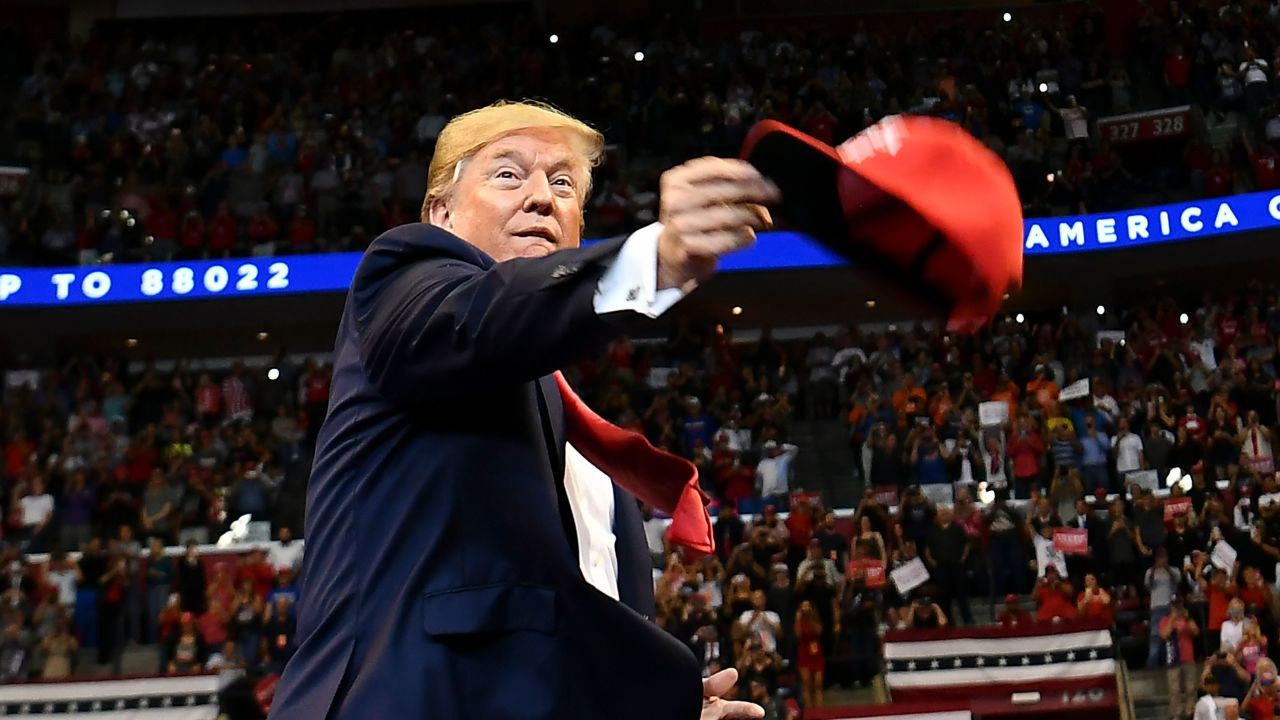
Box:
<box><xmin>421</xmin><ymin>99</ymin><xmax>605</xmax><ymax>221</ymax></box>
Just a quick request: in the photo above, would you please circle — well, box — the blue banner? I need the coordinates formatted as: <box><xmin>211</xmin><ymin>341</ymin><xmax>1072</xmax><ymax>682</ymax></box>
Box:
<box><xmin>1</xmin><ymin>190</ymin><xmax>1277</xmax><ymax>307</ymax></box>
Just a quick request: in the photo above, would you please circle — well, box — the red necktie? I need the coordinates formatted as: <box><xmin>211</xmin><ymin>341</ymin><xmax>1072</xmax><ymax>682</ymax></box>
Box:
<box><xmin>553</xmin><ymin>371</ymin><xmax>715</xmax><ymax>556</ymax></box>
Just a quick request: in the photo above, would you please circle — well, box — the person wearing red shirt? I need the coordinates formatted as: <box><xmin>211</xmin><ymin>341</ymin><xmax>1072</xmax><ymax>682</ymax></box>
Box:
<box><xmin>1205</xmin><ymin>151</ymin><xmax>1234</xmax><ymax>197</ymax></box>
<box><xmin>1246</xmin><ymin>671</ymin><xmax>1279</xmax><ymax>720</ymax></box>
<box><xmin>3</xmin><ymin>431</ymin><xmax>35</xmax><ymax>480</ymax></box>
<box><xmin>147</xmin><ymin>201</ymin><xmax>179</xmax><ymax>259</ymax></box>
<box><xmin>1034</xmin><ymin>566</ymin><xmax>1077</xmax><ymax>622</ymax></box>
<box><xmin>235</xmin><ymin>550</ymin><xmax>276</xmax><ymax>601</ymax></box>
<box><xmin>1179</xmin><ymin>408</ymin><xmax>1208</xmax><ymax>442</ymax></box>
<box><xmin>1203</xmin><ymin>565</ymin><xmax>1239</xmax><ymax>652</ymax></box>
<box><xmin>179</xmin><ymin>211</ymin><xmax>205</xmax><ymax>258</ymax></box>
<box><xmin>1164</xmin><ymin>44</ymin><xmax>1191</xmax><ymax>102</ymax></box>
<box><xmin>720</xmin><ymin>457</ymin><xmax>755</xmax><ymax>508</ymax></box>
<box><xmin>194</xmin><ymin>374</ymin><xmax>222</xmax><ymax>427</ymax></box>
<box><xmin>1076</xmin><ymin>574</ymin><xmax>1113</xmax><ymax>625</ymax></box>
<box><xmin>1158</xmin><ymin>600</ymin><xmax>1200</xmax><ymax>719</ymax></box>
<box><xmin>1218</xmin><ymin>311</ymin><xmax>1241</xmax><ymax>349</ymax></box>
<box><xmin>1252</xmin><ymin>140</ymin><xmax>1280</xmax><ymax>190</ymax></box>
<box><xmin>997</xmin><ymin>594</ymin><xmax>1034</xmax><ymax>627</ymax></box>
<box><xmin>846</xmin><ymin>542</ymin><xmax>887</xmax><ymax>589</ymax></box>
<box><xmin>288</xmin><ymin>205</ymin><xmax>316</xmax><ymax>254</ymax></box>
<box><xmin>801</xmin><ymin>101</ymin><xmax>837</xmax><ymax>146</ymax></box>
<box><xmin>208</xmin><ymin>201</ymin><xmax>239</xmax><ymax>256</ymax></box>
<box><xmin>1238</xmin><ymin>567</ymin><xmax>1272</xmax><ymax>620</ymax></box>
<box><xmin>971</xmin><ymin>356</ymin><xmax>999</xmax><ymax>397</ymax></box>
<box><xmin>247</xmin><ymin>209</ymin><xmax>280</xmax><ymax>249</ymax></box>
<box><xmin>1008</xmin><ymin>417</ymin><xmax>1047</xmax><ymax>499</ymax></box>
<box><xmin>785</xmin><ymin>502</ymin><xmax>814</xmax><ymax>567</ymax></box>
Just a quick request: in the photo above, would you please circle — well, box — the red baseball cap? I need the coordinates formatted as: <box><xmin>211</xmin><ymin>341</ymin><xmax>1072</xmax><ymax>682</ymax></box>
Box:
<box><xmin>741</xmin><ymin>116</ymin><xmax>1024</xmax><ymax>332</ymax></box>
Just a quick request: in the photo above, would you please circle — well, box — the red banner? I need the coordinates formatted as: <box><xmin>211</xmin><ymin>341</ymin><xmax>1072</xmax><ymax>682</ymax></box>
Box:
<box><xmin>873</xmin><ymin>486</ymin><xmax>900</xmax><ymax>507</ymax></box>
<box><xmin>790</xmin><ymin>491</ymin><xmax>822</xmax><ymax>509</ymax></box>
<box><xmin>1053</xmin><ymin>528</ymin><xmax>1089</xmax><ymax>555</ymax></box>
<box><xmin>848</xmin><ymin>558</ymin><xmax>887</xmax><ymax>588</ymax></box>
<box><xmin>1097</xmin><ymin>106</ymin><xmax>1191</xmax><ymax>146</ymax></box>
<box><xmin>254</xmin><ymin>673</ymin><xmax>280</xmax><ymax>715</ymax></box>
<box><xmin>1164</xmin><ymin>497</ymin><xmax>1192</xmax><ymax>521</ymax></box>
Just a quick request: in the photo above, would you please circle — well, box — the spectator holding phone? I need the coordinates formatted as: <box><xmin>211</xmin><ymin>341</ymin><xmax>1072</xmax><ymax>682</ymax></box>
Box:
<box><xmin>1245</xmin><ymin>669</ymin><xmax>1280</xmax><ymax>720</ymax></box>
<box><xmin>1160</xmin><ymin>599</ymin><xmax>1201</xmax><ymax>718</ymax></box>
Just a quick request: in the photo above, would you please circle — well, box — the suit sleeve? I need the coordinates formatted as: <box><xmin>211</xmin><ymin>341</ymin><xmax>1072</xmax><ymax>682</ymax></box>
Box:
<box><xmin>353</xmin><ymin>236</ymin><xmax>638</xmax><ymax>405</ymax></box>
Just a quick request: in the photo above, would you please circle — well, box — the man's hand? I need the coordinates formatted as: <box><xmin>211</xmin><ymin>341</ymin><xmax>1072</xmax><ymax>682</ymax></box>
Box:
<box><xmin>657</xmin><ymin>158</ymin><xmax>779</xmax><ymax>292</ymax></box>
<box><xmin>702</xmin><ymin>669</ymin><xmax>765</xmax><ymax>720</ymax></box>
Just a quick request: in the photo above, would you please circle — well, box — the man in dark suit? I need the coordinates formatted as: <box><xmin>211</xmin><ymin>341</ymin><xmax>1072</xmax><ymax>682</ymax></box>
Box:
<box><xmin>269</xmin><ymin>101</ymin><xmax>774</xmax><ymax>719</ymax></box>
<box><xmin>1066</xmin><ymin>497</ymin><xmax>1109</xmax><ymax>581</ymax></box>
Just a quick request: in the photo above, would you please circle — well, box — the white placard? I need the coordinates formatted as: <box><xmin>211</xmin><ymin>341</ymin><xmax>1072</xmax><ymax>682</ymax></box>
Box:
<box><xmin>979</xmin><ymin>401</ymin><xmax>1009</xmax><ymax>428</ymax></box>
<box><xmin>1097</xmin><ymin>331</ymin><xmax>1125</xmax><ymax>349</ymax></box>
<box><xmin>1125</xmin><ymin>470</ymin><xmax>1159</xmax><ymax>495</ymax></box>
<box><xmin>1212</xmin><ymin>540</ymin><xmax>1237</xmax><ymax>572</ymax></box>
<box><xmin>647</xmin><ymin>367</ymin><xmax>675</xmax><ymax>389</ymax></box>
<box><xmin>891</xmin><ymin>557</ymin><xmax>931</xmax><ymax>595</ymax></box>
<box><xmin>1033</xmin><ymin>533</ymin><xmax>1068</xmax><ymax>578</ymax></box>
<box><xmin>1059</xmin><ymin>379</ymin><xmax>1090</xmax><ymax>402</ymax></box>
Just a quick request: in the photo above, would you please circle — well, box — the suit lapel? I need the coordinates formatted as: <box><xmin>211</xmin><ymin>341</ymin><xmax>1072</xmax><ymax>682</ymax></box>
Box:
<box><xmin>534</xmin><ymin>376</ymin><xmax>576</xmax><ymax>557</ymax></box>
<box><xmin>536</xmin><ymin>375</ymin><xmax>566</xmax><ymax>478</ymax></box>
<box><xmin>612</xmin><ymin>484</ymin><xmax>657</xmax><ymax>621</ymax></box>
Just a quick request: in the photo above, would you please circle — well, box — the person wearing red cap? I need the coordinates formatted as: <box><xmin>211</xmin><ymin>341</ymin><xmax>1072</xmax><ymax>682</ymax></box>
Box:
<box><xmin>271</xmin><ymin>101</ymin><xmax>770</xmax><ymax>720</ymax></box>
<box><xmin>996</xmin><ymin>594</ymin><xmax>1033</xmax><ymax>628</ymax></box>
<box><xmin>1033</xmin><ymin>566</ymin><xmax>1077</xmax><ymax>623</ymax></box>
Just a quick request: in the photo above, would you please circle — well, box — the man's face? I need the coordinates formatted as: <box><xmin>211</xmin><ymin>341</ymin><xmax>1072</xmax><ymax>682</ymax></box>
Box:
<box><xmin>429</xmin><ymin>128</ymin><xmax>586</xmax><ymax>261</ymax></box>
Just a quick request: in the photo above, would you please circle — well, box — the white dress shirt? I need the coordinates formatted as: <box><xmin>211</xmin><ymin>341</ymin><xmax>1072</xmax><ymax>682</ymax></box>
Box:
<box><xmin>562</xmin><ymin>222</ymin><xmax>685</xmax><ymax>600</ymax></box>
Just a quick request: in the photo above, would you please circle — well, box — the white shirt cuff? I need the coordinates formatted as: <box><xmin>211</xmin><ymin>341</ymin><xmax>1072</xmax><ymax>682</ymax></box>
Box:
<box><xmin>593</xmin><ymin>222</ymin><xmax>688</xmax><ymax>319</ymax></box>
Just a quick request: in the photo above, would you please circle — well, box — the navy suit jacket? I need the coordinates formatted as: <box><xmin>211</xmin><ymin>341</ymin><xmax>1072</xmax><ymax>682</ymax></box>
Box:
<box><xmin>269</xmin><ymin>223</ymin><xmax>702</xmax><ymax>720</ymax></box>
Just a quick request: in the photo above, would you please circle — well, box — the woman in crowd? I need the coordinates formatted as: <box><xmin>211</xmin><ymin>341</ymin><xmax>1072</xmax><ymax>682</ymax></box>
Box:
<box><xmin>1076</xmin><ymin>573</ymin><xmax>1113</xmax><ymax>625</ymax></box>
<box><xmin>38</xmin><ymin>614</ymin><xmax>77</xmax><ymax>679</ymax></box>
<box><xmin>794</xmin><ymin>600</ymin><xmax>826</xmax><ymax>709</ymax></box>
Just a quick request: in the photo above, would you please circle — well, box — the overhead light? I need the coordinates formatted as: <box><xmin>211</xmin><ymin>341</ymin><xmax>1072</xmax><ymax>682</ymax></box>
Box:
<box><xmin>1002</xmin><ymin>293</ymin><xmax>1010</xmax><ymax>300</ymax></box>
<box><xmin>1038</xmin><ymin>82</ymin><xmax>1048</xmax><ymax>93</ymax></box>
<box><xmin>634</xmin><ymin>51</ymin><xmax>645</xmax><ymax>62</ymax></box>
<box><xmin>267</xmin><ymin>367</ymin><xmax>280</xmax><ymax>381</ymax></box>
<box><xmin>256</xmin><ymin>331</ymin><xmax>269</xmax><ymax>341</ymax></box>
<box><xmin>865</xmin><ymin>300</ymin><xmax>876</xmax><ymax>308</ymax></box>
<box><xmin>887</xmin><ymin>324</ymin><xmax>897</xmax><ymax>332</ymax></box>
<box><xmin>1015</xmin><ymin>313</ymin><xmax>1025</xmax><ymax>323</ymax></box>
<box><xmin>1003</xmin><ymin>12</ymin><xmax>1012</xmax><ymax>22</ymax></box>
<box><xmin>1096</xmin><ymin>305</ymin><xmax>1106</xmax><ymax>316</ymax></box>
<box><xmin>731</xmin><ymin>306</ymin><xmax>743</xmax><ymax>315</ymax></box>
<box><xmin>126</xmin><ymin>338</ymin><xmax>138</xmax><ymax>347</ymax></box>
<box><xmin>548</xmin><ymin>33</ymin><xmax>559</xmax><ymax>44</ymax></box>
<box><xmin>1179</xmin><ymin>313</ymin><xmax>1189</xmax><ymax>325</ymax></box>
<box><xmin>1045</xmin><ymin>172</ymin><xmax>1055</xmax><ymax>183</ymax></box>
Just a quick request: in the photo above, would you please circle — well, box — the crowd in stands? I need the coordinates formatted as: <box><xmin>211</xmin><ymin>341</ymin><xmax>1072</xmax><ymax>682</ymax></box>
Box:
<box><xmin>635</xmin><ymin>281</ymin><xmax>1280</xmax><ymax>715</ymax></box>
<box><xmin>7</xmin><ymin>6</ymin><xmax>1280</xmax><ymax>715</ymax></box>
<box><xmin>9</xmin><ymin>2</ymin><xmax>1280</xmax><ymax>267</ymax></box>
<box><xmin>0</xmin><ymin>278</ymin><xmax>1277</xmax><ymax>718</ymax></box>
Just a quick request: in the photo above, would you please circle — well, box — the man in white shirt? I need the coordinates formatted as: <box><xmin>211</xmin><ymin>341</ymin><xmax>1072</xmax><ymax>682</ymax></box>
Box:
<box><xmin>1193</xmin><ymin>674</ymin><xmax>1229</xmax><ymax>720</ymax></box>
<box><xmin>756</xmin><ymin>441</ymin><xmax>799</xmax><ymax>506</ymax></box>
<box><xmin>266</xmin><ymin>527</ymin><xmax>304</xmax><ymax>575</ymax></box>
<box><xmin>736</xmin><ymin>590</ymin><xmax>783</xmax><ymax>654</ymax></box>
<box><xmin>19</xmin><ymin>477</ymin><xmax>54</xmax><ymax>552</ymax></box>
<box><xmin>1112</xmin><ymin>417</ymin><xmax>1145</xmax><ymax>476</ymax></box>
